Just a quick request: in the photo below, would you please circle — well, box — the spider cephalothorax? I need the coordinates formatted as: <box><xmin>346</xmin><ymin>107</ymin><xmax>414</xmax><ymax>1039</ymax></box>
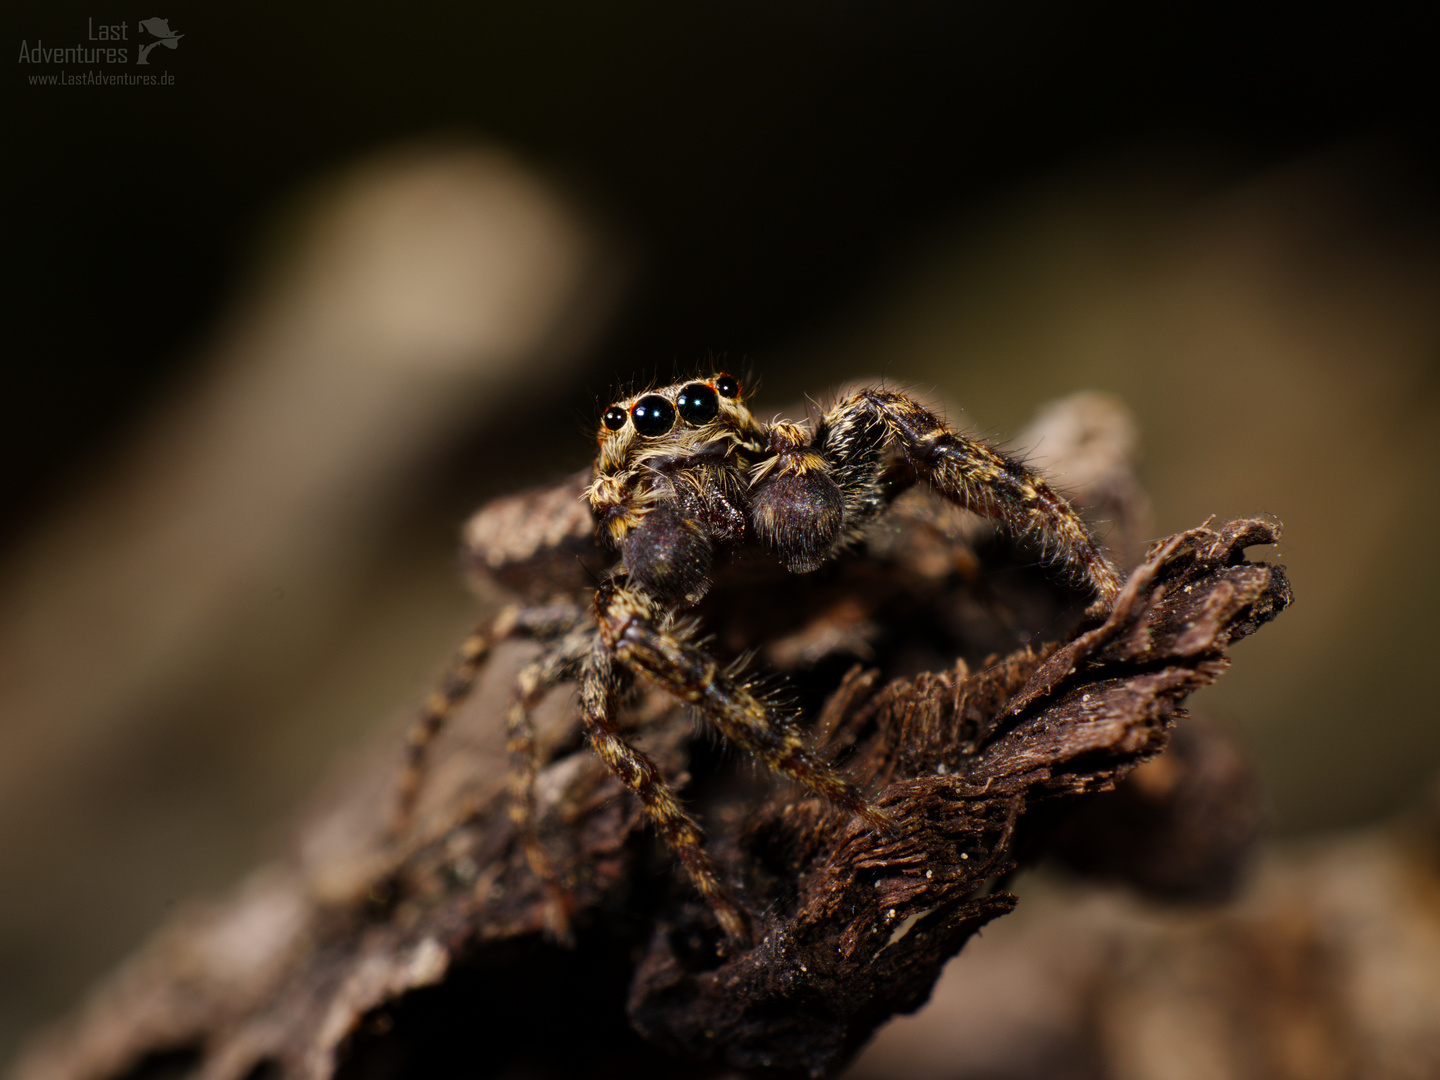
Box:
<box><xmin>396</xmin><ymin>372</ymin><xmax>1122</xmax><ymax>942</ymax></box>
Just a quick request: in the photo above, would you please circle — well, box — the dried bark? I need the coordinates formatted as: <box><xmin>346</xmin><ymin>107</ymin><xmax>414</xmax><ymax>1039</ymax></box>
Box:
<box><xmin>626</xmin><ymin>517</ymin><xmax>1288</xmax><ymax>1075</ymax></box>
<box><xmin>847</xmin><ymin>783</ymin><xmax>1440</xmax><ymax>1080</ymax></box>
<box><xmin>10</xmin><ymin>391</ymin><xmax>1291</xmax><ymax>1080</ymax></box>
<box><xmin>10</xmin><ymin>511</ymin><xmax>1288</xmax><ymax>1080</ymax></box>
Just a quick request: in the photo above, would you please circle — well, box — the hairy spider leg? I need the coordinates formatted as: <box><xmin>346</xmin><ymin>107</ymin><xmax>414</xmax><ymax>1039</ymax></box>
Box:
<box><xmin>503</xmin><ymin>624</ymin><xmax>598</xmax><ymax>942</ymax></box>
<box><xmin>588</xmin><ymin>577</ymin><xmax>892</xmax><ymax>938</ymax></box>
<box><xmin>600</xmin><ymin>583</ymin><xmax>890</xmax><ymax>831</ymax></box>
<box><xmin>576</xmin><ymin>635</ymin><xmax>750</xmax><ymax>943</ymax></box>
<box><xmin>818</xmin><ymin>390</ymin><xmax>1122</xmax><ymax>605</ymax></box>
<box><xmin>392</xmin><ymin>600</ymin><xmax>586</xmax><ymax>832</ymax></box>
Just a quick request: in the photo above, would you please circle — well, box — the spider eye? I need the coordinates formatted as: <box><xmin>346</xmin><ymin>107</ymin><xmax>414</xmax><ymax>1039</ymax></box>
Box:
<box><xmin>602</xmin><ymin>405</ymin><xmax>627</xmax><ymax>431</ymax></box>
<box><xmin>675</xmin><ymin>382</ymin><xmax>719</xmax><ymax>424</ymax></box>
<box><xmin>715</xmin><ymin>374</ymin><xmax>740</xmax><ymax>399</ymax></box>
<box><xmin>630</xmin><ymin>394</ymin><xmax>676</xmax><ymax>437</ymax></box>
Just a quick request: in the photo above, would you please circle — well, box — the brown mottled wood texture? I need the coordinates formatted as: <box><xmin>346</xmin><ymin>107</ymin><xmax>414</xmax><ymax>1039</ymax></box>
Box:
<box><xmin>11</xmin><ymin>399</ymin><xmax>1290</xmax><ymax>1080</ymax></box>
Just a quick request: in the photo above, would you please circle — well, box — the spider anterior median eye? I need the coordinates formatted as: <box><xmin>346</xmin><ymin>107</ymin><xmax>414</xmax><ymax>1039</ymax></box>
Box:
<box><xmin>631</xmin><ymin>395</ymin><xmax>676</xmax><ymax>437</ymax></box>
<box><xmin>602</xmin><ymin>405</ymin><xmax>627</xmax><ymax>431</ymax></box>
<box><xmin>676</xmin><ymin>382</ymin><xmax>720</xmax><ymax>424</ymax></box>
<box><xmin>715</xmin><ymin>374</ymin><xmax>740</xmax><ymax>399</ymax></box>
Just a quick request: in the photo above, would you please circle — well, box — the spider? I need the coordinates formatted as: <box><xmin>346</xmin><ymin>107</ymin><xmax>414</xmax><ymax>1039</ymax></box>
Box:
<box><xmin>394</xmin><ymin>372</ymin><xmax>1122</xmax><ymax>943</ymax></box>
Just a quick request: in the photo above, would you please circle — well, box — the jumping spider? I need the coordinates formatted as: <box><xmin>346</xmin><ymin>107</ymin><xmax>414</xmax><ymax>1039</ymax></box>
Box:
<box><xmin>395</xmin><ymin>372</ymin><xmax>1122</xmax><ymax>942</ymax></box>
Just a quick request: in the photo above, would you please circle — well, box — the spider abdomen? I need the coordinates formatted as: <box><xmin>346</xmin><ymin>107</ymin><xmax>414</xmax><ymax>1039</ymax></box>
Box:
<box><xmin>749</xmin><ymin>471</ymin><xmax>845</xmax><ymax>573</ymax></box>
<box><xmin>623</xmin><ymin>507</ymin><xmax>715</xmax><ymax>605</ymax></box>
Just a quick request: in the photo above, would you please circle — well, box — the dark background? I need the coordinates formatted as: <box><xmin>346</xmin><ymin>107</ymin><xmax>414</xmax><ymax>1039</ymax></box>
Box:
<box><xmin>8</xmin><ymin>2</ymin><xmax>1434</xmax><ymax>543</ymax></box>
<box><xmin>4</xmin><ymin>2</ymin><xmax>1438</xmax><ymax>1068</ymax></box>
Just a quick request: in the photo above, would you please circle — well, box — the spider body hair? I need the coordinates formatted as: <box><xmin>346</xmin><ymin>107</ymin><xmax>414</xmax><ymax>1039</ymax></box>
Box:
<box><xmin>398</xmin><ymin>371</ymin><xmax>1120</xmax><ymax>943</ymax></box>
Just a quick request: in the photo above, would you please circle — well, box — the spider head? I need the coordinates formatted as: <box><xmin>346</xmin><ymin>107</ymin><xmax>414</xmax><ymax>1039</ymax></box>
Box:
<box><xmin>590</xmin><ymin>373</ymin><xmax>756</xmax><ymax>604</ymax></box>
<box><xmin>598</xmin><ymin>373</ymin><xmax>745</xmax><ymax>443</ymax></box>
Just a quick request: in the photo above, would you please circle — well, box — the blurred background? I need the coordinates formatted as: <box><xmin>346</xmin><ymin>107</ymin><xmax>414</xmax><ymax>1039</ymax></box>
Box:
<box><xmin>3</xmin><ymin>1</ymin><xmax>1438</xmax><ymax>1070</ymax></box>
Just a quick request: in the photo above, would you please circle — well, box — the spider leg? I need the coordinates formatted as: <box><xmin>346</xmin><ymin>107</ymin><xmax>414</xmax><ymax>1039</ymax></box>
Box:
<box><xmin>819</xmin><ymin>389</ymin><xmax>1122</xmax><ymax>605</ymax></box>
<box><xmin>391</xmin><ymin>600</ymin><xmax>585</xmax><ymax>833</ymax></box>
<box><xmin>504</xmin><ymin>625</ymin><xmax>597</xmax><ymax>942</ymax></box>
<box><xmin>577</xmin><ymin>634</ymin><xmax>751</xmax><ymax>943</ymax></box>
<box><xmin>597</xmin><ymin>580</ymin><xmax>891</xmax><ymax>828</ymax></box>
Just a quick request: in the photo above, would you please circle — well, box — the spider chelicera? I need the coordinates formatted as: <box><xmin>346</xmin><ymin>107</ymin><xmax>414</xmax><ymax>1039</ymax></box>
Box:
<box><xmin>394</xmin><ymin>372</ymin><xmax>1121</xmax><ymax>942</ymax></box>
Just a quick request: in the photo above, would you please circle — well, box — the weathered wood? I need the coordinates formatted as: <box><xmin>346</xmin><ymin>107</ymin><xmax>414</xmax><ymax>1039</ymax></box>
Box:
<box><xmin>10</xmin><ymin>391</ymin><xmax>1290</xmax><ymax>1080</ymax></box>
<box><xmin>11</xmin><ymin>512</ymin><xmax>1288</xmax><ymax>1080</ymax></box>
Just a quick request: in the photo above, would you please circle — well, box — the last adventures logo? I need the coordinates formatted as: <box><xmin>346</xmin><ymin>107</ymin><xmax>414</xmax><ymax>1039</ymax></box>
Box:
<box><xmin>136</xmin><ymin>18</ymin><xmax>181</xmax><ymax>63</ymax></box>
<box><xmin>18</xmin><ymin>16</ymin><xmax>184</xmax><ymax>73</ymax></box>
